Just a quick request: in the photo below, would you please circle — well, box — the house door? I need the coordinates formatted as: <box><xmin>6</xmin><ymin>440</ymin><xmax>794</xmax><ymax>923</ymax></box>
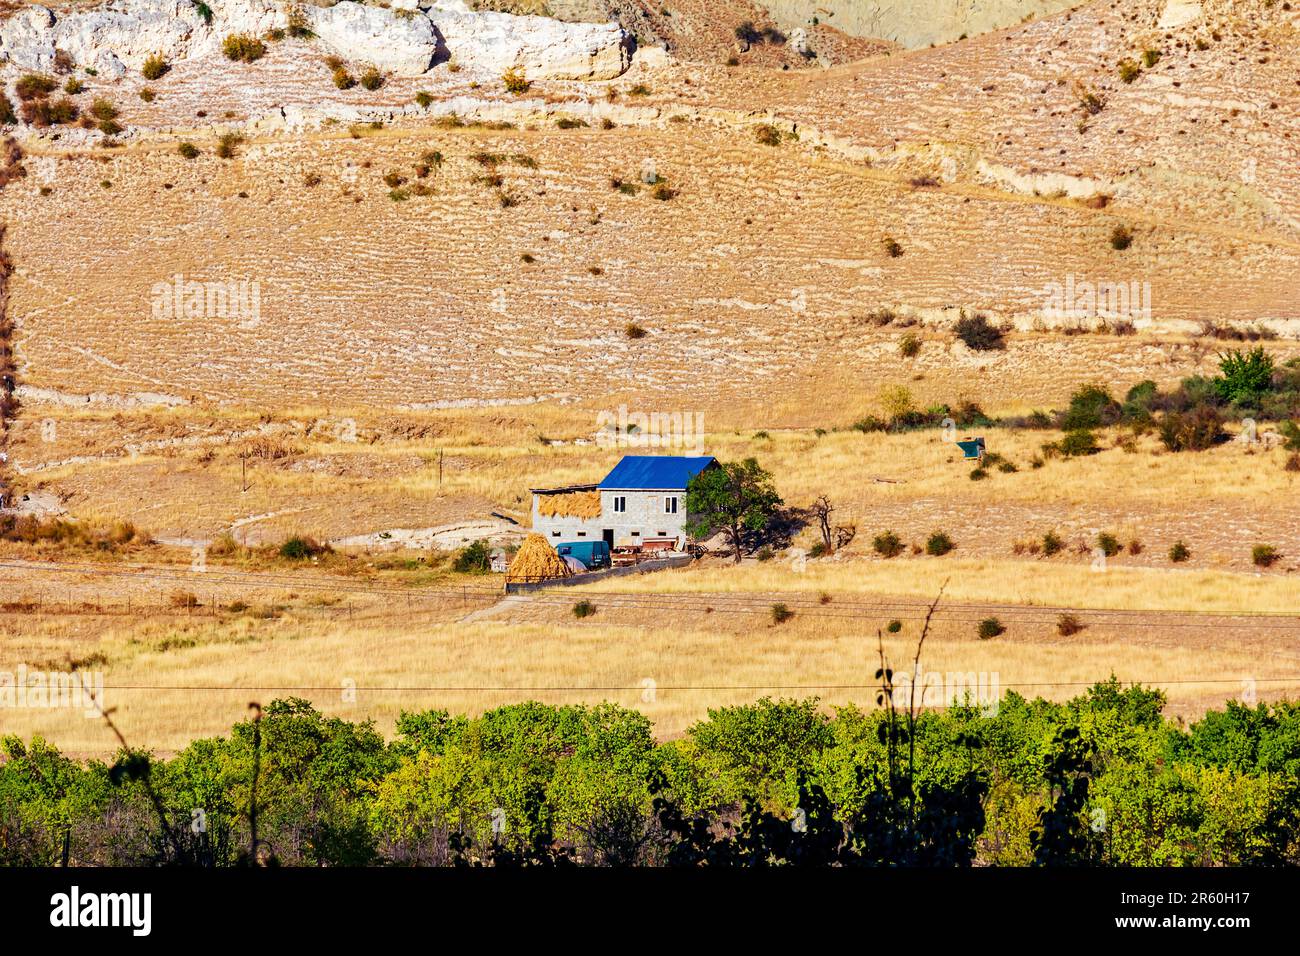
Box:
<box><xmin>603</xmin><ymin>529</ymin><xmax>614</xmax><ymax>549</ymax></box>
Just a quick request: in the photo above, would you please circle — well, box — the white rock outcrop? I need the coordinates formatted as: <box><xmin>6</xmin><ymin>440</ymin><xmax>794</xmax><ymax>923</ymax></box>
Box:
<box><xmin>426</xmin><ymin>1</ymin><xmax>631</xmax><ymax>80</ymax></box>
<box><xmin>0</xmin><ymin>0</ymin><xmax>630</xmax><ymax>83</ymax></box>
<box><xmin>307</xmin><ymin>2</ymin><xmax>437</xmax><ymax>77</ymax></box>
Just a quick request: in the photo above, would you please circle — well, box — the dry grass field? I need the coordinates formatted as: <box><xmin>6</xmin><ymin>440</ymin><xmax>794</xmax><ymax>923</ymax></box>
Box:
<box><xmin>2</xmin><ymin>0</ymin><xmax>1299</xmax><ymax>755</ymax></box>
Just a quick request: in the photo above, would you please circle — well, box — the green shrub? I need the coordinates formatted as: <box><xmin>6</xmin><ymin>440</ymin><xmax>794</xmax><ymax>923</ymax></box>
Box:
<box><xmin>453</xmin><ymin>540</ymin><xmax>492</xmax><ymax>574</ymax></box>
<box><xmin>754</xmin><ymin>123</ymin><xmax>782</xmax><ymax>146</ymax></box>
<box><xmin>770</xmin><ymin>603</ymin><xmax>794</xmax><ymax>624</ymax></box>
<box><xmin>1118</xmin><ymin>59</ymin><xmax>1141</xmax><ymax>83</ymax></box>
<box><xmin>1042</xmin><ymin>531</ymin><xmax>1063</xmax><ymax>556</ymax></box>
<box><xmin>885</xmin><ymin>619</ymin><xmax>902</xmax><ymax>633</ymax></box>
<box><xmin>1252</xmin><ymin>544</ymin><xmax>1280</xmax><ymax>568</ymax></box>
<box><xmin>624</xmin><ymin>322</ymin><xmax>647</xmax><ymax>340</ymax></box>
<box><xmin>177</xmin><ymin>141</ymin><xmax>200</xmax><ymax>159</ymax></box>
<box><xmin>1097</xmin><ymin>533</ymin><xmax>1122</xmax><ymax>558</ymax></box>
<box><xmin>899</xmin><ymin>332</ymin><xmax>921</xmax><ymax>358</ymax></box>
<box><xmin>139</xmin><ymin>87</ymin><xmax>156</xmax><ymax>102</ymax></box>
<box><xmin>0</xmin><ymin>94</ymin><xmax>15</xmax><ymax>126</ymax></box>
<box><xmin>278</xmin><ymin>535</ymin><xmax>326</xmax><ymax>560</ymax></box>
<box><xmin>359</xmin><ymin>66</ymin><xmax>384</xmax><ymax>91</ymax></box>
<box><xmin>926</xmin><ymin>531</ymin><xmax>954</xmax><ymax>556</ymax></box>
<box><xmin>881</xmin><ymin>236</ymin><xmax>903</xmax><ymax>258</ymax></box>
<box><xmin>977</xmin><ymin>618</ymin><xmax>1005</xmax><ymax>640</ymax></box>
<box><xmin>89</xmin><ymin>98</ymin><xmax>117</xmax><ymax>121</ymax></box>
<box><xmin>1213</xmin><ymin>347</ymin><xmax>1275</xmax><ymax>406</ymax></box>
<box><xmin>333</xmin><ymin>67</ymin><xmax>355</xmax><ymax>89</ymax></box>
<box><xmin>1057</xmin><ymin>429</ymin><xmax>1100</xmax><ymax>457</ymax></box>
<box><xmin>1142</xmin><ymin>49</ymin><xmax>1162</xmax><ymax>68</ymax></box>
<box><xmin>63</xmin><ymin>77</ymin><xmax>84</xmax><ymax>95</ymax></box>
<box><xmin>415</xmin><ymin>91</ymin><xmax>433</xmax><ymax>108</ymax></box>
<box><xmin>1169</xmin><ymin>541</ymin><xmax>1190</xmax><ymax>563</ymax></box>
<box><xmin>1110</xmin><ymin>225</ymin><xmax>1133</xmax><ymax>250</ymax></box>
<box><xmin>573</xmin><ymin>599</ymin><xmax>596</xmax><ymax>619</ymax></box>
<box><xmin>872</xmin><ymin>530</ymin><xmax>904</xmax><ymax>558</ymax></box>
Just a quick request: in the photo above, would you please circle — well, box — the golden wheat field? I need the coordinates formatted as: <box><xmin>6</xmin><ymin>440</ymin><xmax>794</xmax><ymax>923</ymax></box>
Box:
<box><xmin>3</xmin><ymin>0</ymin><xmax>1300</xmax><ymax>758</ymax></box>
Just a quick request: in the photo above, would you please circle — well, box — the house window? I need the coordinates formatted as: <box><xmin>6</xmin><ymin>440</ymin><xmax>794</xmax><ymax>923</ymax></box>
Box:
<box><xmin>552</xmin><ymin>531</ymin><xmax>560</xmax><ymax>538</ymax></box>
<box><xmin>631</xmin><ymin>531</ymin><xmax>640</xmax><ymax>537</ymax></box>
<box><xmin>664</xmin><ymin>496</ymin><xmax>679</xmax><ymax>514</ymax></box>
<box><xmin>613</xmin><ymin>496</ymin><xmax>627</xmax><ymax>513</ymax></box>
<box><xmin>577</xmin><ymin>531</ymin><xmax>587</xmax><ymax>537</ymax></box>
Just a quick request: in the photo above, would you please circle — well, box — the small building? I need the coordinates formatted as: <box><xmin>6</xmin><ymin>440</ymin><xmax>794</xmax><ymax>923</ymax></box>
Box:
<box><xmin>530</xmin><ymin>455</ymin><xmax>718</xmax><ymax>552</ymax></box>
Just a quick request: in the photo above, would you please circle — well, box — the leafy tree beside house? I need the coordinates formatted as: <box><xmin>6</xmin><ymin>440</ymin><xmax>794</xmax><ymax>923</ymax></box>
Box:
<box><xmin>685</xmin><ymin>458</ymin><xmax>782</xmax><ymax>563</ymax></box>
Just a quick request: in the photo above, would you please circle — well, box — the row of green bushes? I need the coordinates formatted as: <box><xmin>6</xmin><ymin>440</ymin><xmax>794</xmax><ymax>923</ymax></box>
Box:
<box><xmin>4</xmin><ymin>685</ymin><xmax>1298</xmax><ymax>866</ymax></box>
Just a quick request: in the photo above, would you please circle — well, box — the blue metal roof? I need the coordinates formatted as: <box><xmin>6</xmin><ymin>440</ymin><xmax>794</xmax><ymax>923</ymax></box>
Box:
<box><xmin>598</xmin><ymin>456</ymin><xmax>717</xmax><ymax>491</ymax></box>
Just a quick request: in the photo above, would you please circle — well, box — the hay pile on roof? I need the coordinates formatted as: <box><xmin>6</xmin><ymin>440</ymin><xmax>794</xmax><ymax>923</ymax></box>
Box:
<box><xmin>506</xmin><ymin>534</ymin><xmax>574</xmax><ymax>583</ymax></box>
<box><xmin>536</xmin><ymin>491</ymin><xmax>602</xmax><ymax>519</ymax></box>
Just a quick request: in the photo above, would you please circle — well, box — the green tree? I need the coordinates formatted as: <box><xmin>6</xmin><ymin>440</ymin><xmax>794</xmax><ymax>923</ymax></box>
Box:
<box><xmin>685</xmin><ymin>458</ymin><xmax>782</xmax><ymax>562</ymax></box>
<box><xmin>1214</xmin><ymin>347</ymin><xmax>1275</xmax><ymax>406</ymax></box>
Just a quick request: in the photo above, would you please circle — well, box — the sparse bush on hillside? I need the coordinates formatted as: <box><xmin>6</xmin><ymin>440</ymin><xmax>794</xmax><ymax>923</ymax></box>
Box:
<box><xmin>15</xmin><ymin>74</ymin><xmax>57</xmax><ymax>101</ymax></box>
<box><xmin>624</xmin><ymin>322</ymin><xmax>648</xmax><ymax>340</ymax></box>
<box><xmin>1097</xmin><ymin>533</ymin><xmax>1122</xmax><ymax>558</ymax></box>
<box><xmin>359</xmin><ymin>66</ymin><xmax>384</xmax><ymax>91</ymax></box>
<box><xmin>651</xmin><ymin>182</ymin><xmax>675</xmax><ymax>201</ymax></box>
<box><xmin>139</xmin><ymin>87</ymin><xmax>156</xmax><ymax>102</ymax></box>
<box><xmin>20</xmin><ymin>97</ymin><xmax>78</xmax><ymax>127</ymax></box>
<box><xmin>925</xmin><ymin>531</ymin><xmax>954</xmax><ymax>556</ymax></box>
<box><xmin>1252</xmin><ymin>544</ymin><xmax>1280</xmax><ymax>568</ymax></box>
<box><xmin>1169</xmin><ymin>541</ymin><xmax>1190</xmax><ymax>563</ymax></box>
<box><xmin>0</xmin><ymin>95</ymin><xmax>15</xmax><ymax>126</ymax></box>
<box><xmin>1042</xmin><ymin>531</ymin><xmax>1063</xmax><ymax>556</ymax></box>
<box><xmin>977</xmin><ymin>618</ymin><xmax>1005</xmax><ymax>640</ymax></box>
<box><xmin>333</xmin><ymin>67</ymin><xmax>355</xmax><ymax>89</ymax></box>
<box><xmin>142</xmin><ymin>53</ymin><xmax>168</xmax><ymax>80</ymax></box>
<box><xmin>1118</xmin><ymin>59</ymin><xmax>1141</xmax><ymax>83</ymax></box>
<box><xmin>898</xmin><ymin>332</ymin><xmax>921</xmax><ymax>358</ymax></box>
<box><xmin>63</xmin><ymin>77</ymin><xmax>84</xmax><ymax>95</ymax></box>
<box><xmin>415</xmin><ymin>91</ymin><xmax>433</xmax><ymax>108</ymax></box>
<box><xmin>216</xmin><ymin>131</ymin><xmax>244</xmax><ymax>159</ymax></box>
<box><xmin>573</xmin><ymin>599</ymin><xmax>596</xmax><ymax>619</ymax></box>
<box><xmin>1110</xmin><ymin>225</ymin><xmax>1134</xmax><ymax>250</ymax></box>
<box><xmin>223</xmin><ymin>34</ymin><xmax>266</xmax><ymax>63</ymax></box>
<box><xmin>770</xmin><ymin>603</ymin><xmax>794</xmax><ymax>624</ymax></box>
<box><xmin>955</xmin><ymin>312</ymin><xmax>1005</xmax><ymax>351</ymax></box>
<box><xmin>881</xmin><ymin>236</ymin><xmax>903</xmax><ymax>258</ymax></box>
<box><xmin>1057</xmin><ymin>614</ymin><xmax>1084</xmax><ymax>636</ymax></box>
<box><xmin>754</xmin><ymin>123</ymin><xmax>782</xmax><ymax>146</ymax></box>
<box><xmin>177</xmin><ymin>141</ymin><xmax>199</xmax><ymax>159</ymax></box>
<box><xmin>502</xmin><ymin>68</ymin><xmax>531</xmax><ymax>94</ymax></box>
<box><xmin>872</xmin><ymin>530</ymin><xmax>904</xmax><ymax>559</ymax></box>
<box><xmin>1142</xmin><ymin>49</ymin><xmax>1162</xmax><ymax>68</ymax></box>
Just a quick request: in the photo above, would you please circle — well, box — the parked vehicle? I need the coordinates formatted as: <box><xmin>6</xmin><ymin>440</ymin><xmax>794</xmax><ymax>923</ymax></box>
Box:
<box><xmin>556</xmin><ymin>541</ymin><xmax>611</xmax><ymax>570</ymax></box>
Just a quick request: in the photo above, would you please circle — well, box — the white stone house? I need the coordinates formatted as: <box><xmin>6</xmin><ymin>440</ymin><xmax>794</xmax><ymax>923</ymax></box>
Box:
<box><xmin>530</xmin><ymin>455</ymin><xmax>718</xmax><ymax>551</ymax></box>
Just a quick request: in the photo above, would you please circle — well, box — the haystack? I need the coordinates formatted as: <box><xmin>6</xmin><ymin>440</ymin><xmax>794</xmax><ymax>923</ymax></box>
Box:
<box><xmin>506</xmin><ymin>534</ymin><xmax>574</xmax><ymax>584</ymax></box>
<box><xmin>536</xmin><ymin>491</ymin><xmax>602</xmax><ymax>519</ymax></box>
